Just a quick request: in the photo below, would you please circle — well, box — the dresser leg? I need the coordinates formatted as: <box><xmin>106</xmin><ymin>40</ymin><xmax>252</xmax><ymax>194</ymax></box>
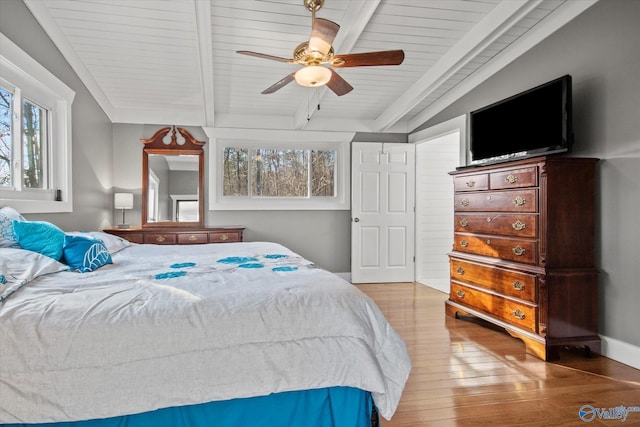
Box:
<box><xmin>504</xmin><ymin>328</ymin><xmax>549</xmax><ymax>360</ymax></box>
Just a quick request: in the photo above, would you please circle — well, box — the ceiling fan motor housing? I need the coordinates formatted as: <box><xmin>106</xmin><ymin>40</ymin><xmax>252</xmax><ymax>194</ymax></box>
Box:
<box><xmin>293</xmin><ymin>42</ymin><xmax>334</xmax><ymax>66</ymax></box>
<box><xmin>304</xmin><ymin>0</ymin><xmax>324</xmax><ymax>12</ymax></box>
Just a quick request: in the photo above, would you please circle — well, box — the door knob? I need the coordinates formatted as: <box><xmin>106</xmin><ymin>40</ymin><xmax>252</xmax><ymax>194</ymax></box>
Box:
<box><xmin>354</xmin><ymin>218</ymin><xmax>360</xmax><ymax>222</ymax></box>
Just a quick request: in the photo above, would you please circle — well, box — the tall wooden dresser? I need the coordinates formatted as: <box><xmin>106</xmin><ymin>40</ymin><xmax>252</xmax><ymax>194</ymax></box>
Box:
<box><xmin>445</xmin><ymin>156</ymin><xmax>600</xmax><ymax>360</ymax></box>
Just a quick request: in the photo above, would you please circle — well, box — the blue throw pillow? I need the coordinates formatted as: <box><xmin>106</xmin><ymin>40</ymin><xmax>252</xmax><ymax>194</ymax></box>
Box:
<box><xmin>63</xmin><ymin>234</ymin><xmax>112</xmax><ymax>273</ymax></box>
<box><xmin>12</xmin><ymin>220</ymin><xmax>65</xmax><ymax>260</ymax></box>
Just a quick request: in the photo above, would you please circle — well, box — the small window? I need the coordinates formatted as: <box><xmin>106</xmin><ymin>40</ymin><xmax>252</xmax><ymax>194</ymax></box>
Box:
<box><xmin>0</xmin><ymin>34</ymin><xmax>74</xmax><ymax>213</ymax></box>
<box><xmin>208</xmin><ymin>130</ymin><xmax>351</xmax><ymax>211</ymax></box>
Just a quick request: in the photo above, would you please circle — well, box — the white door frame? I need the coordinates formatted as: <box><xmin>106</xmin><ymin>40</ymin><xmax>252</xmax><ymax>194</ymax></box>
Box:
<box><xmin>409</xmin><ymin>115</ymin><xmax>467</xmax><ymax>292</ymax></box>
<box><xmin>351</xmin><ymin>142</ymin><xmax>415</xmax><ymax>283</ymax></box>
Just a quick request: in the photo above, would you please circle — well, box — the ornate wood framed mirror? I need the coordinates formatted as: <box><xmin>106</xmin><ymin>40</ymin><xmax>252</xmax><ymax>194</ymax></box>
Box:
<box><xmin>141</xmin><ymin>126</ymin><xmax>205</xmax><ymax>228</ymax></box>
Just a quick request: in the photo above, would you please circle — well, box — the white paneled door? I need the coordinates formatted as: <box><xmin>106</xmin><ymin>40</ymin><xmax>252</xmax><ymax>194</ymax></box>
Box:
<box><xmin>351</xmin><ymin>143</ymin><xmax>415</xmax><ymax>283</ymax></box>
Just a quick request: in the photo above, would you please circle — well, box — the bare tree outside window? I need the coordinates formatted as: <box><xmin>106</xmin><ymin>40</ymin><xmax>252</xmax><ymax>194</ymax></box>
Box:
<box><xmin>22</xmin><ymin>99</ymin><xmax>46</xmax><ymax>189</ymax></box>
<box><xmin>223</xmin><ymin>147</ymin><xmax>248</xmax><ymax>196</ymax></box>
<box><xmin>222</xmin><ymin>146</ymin><xmax>336</xmax><ymax>200</ymax></box>
<box><xmin>0</xmin><ymin>86</ymin><xmax>12</xmax><ymax>187</ymax></box>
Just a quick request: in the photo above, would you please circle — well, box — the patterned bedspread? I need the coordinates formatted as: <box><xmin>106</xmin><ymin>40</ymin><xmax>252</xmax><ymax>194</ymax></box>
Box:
<box><xmin>0</xmin><ymin>241</ymin><xmax>411</xmax><ymax>423</ymax></box>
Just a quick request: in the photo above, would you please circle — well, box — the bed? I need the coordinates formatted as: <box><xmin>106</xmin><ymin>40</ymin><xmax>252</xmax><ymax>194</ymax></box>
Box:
<box><xmin>0</xmin><ymin>232</ymin><xmax>411</xmax><ymax>426</ymax></box>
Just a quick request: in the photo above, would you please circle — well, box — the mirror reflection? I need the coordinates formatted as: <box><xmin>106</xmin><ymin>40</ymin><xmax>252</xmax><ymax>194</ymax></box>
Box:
<box><xmin>147</xmin><ymin>154</ymin><xmax>199</xmax><ymax>223</ymax></box>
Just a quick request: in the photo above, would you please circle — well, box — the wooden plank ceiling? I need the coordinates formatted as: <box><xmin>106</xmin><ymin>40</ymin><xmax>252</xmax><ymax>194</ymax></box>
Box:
<box><xmin>23</xmin><ymin>0</ymin><xmax>597</xmax><ymax>133</ymax></box>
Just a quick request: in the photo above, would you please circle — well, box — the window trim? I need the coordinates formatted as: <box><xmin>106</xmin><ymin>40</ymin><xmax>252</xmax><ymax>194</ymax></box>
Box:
<box><xmin>205</xmin><ymin>128</ymin><xmax>353</xmax><ymax>211</ymax></box>
<box><xmin>0</xmin><ymin>33</ymin><xmax>75</xmax><ymax>213</ymax></box>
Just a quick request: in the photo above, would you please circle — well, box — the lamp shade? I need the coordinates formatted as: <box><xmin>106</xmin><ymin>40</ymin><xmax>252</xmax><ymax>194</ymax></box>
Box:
<box><xmin>114</xmin><ymin>193</ymin><xmax>134</xmax><ymax>209</ymax></box>
<box><xmin>295</xmin><ymin>66</ymin><xmax>331</xmax><ymax>87</ymax></box>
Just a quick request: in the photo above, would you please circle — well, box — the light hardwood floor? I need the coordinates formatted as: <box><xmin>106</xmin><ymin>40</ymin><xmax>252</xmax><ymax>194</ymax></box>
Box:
<box><xmin>356</xmin><ymin>283</ymin><xmax>640</xmax><ymax>427</ymax></box>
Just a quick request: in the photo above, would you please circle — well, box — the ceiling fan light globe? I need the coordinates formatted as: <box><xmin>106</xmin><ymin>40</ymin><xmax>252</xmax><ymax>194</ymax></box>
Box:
<box><xmin>295</xmin><ymin>66</ymin><xmax>331</xmax><ymax>87</ymax></box>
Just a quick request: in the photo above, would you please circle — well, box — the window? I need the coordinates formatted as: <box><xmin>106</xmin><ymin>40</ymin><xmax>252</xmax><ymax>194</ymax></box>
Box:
<box><xmin>207</xmin><ymin>128</ymin><xmax>352</xmax><ymax>210</ymax></box>
<box><xmin>0</xmin><ymin>34</ymin><xmax>74</xmax><ymax>213</ymax></box>
<box><xmin>222</xmin><ymin>148</ymin><xmax>336</xmax><ymax>198</ymax></box>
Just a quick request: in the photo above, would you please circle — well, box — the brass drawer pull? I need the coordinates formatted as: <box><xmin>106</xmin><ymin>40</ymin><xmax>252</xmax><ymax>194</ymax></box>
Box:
<box><xmin>219</xmin><ymin>234</ymin><xmax>229</xmax><ymax>241</ymax></box>
<box><xmin>513</xmin><ymin>309</ymin><xmax>526</xmax><ymax>320</ymax></box>
<box><xmin>456</xmin><ymin>290</ymin><xmax>465</xmax><ymax>298</ymax></box>
<box><xmin>459</xmin><ymin>218</ymin><xmax>469</xmax><ymax>227</ymax></box>
<box><xmin>505</xmin><ymin>174</ymin><xmax>518</xmax><ymax>184</ymax></box>
<box><xmin>466</xmin><ymin>180</ymin><xmax>475</xmax><ymax>188</ymax></box>
<box><xmin>486</xmin><ymin>217</ymin><xmax>493</xmax><ymax>223</ymax></box>
<box><xmin>460</xmin><ymin>240</ymin><xmax>469</xmax><ymax>247</ymax></box>
<box><xmin>188</xmin><ymin>235</ymin><xmax>198</xmax><ymax>241</ymax></box>
<box><xmin>512</xmin><ymin>281</ymin><xmax>525</xmax><ymax>291</ymax></box>
<box><xmin>512</xmin><ymin>246</ymin><xmax>526</xmax><ymax>256</ymax></box>
<box><xmin>486</xmin><ymin>195</ymin><xmax>492</xmax><ymax>201</ymax></box>
<box><xmin>155</xmin><ymin>235</ymin><xmax>166</xmax><ymax>243</ymax></box>
<box><xmin>460</xmin><ymin>199</ymin><xmax>470</xmax><ymax>207</ymax></box>
<box><xmin>486</xmin><ymin>239</ymin><xmax>491</xmax><ymax>245</ymax></box>
<box><xmin>513</xmin><ymin>196</ymin><xmax>526</xmax><ymax>206</ymax></box>
<box><xmin>456</xmin><ymin>267</ymin><xmax>465</xmax><ymax>275</ymax></box>
<box><xmin>512</xmin><ymin>220</ymin><xmax>526</xmax><ymax>231</ymax></box>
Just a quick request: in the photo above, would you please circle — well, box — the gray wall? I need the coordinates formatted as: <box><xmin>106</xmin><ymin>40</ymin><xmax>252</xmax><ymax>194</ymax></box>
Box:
<box><xmin>419</xmin><ymin>0</ymin><xmax>640</xmax><ymax>348</ymax></box>
<box><xmin>112</xmin><ymin>123</ymin><xmax>351</xmax><ymax>272</ymax></box>
<box><xmin>1</xmin><ymin>0</ymin><xmax>113</xmax><ymax>231</ymax></box>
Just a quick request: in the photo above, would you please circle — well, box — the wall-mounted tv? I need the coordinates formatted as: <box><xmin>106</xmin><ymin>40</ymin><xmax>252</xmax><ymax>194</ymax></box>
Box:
<box><xmin>468</xmin><ymin>74</ymin><xmax>573</xmax><ymax>166</ymax></box>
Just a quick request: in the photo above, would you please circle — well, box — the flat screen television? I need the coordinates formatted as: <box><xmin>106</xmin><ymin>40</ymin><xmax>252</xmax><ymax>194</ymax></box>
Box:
<box><xmin>468</xmin><ymin>74</ymin><xmax>573</xmax><ymax>166</ymax></box>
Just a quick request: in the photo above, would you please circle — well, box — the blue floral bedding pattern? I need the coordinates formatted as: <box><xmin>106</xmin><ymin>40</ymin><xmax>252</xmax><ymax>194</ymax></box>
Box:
<box><xmin>0</xmin><ymin>241</ymin><xmax>411</xmax><ymax>425</ymax></box>
<box><xmin>153</xmin><ymin>253</ymin><xmax>314</xmax><ymax>281</ymax></box>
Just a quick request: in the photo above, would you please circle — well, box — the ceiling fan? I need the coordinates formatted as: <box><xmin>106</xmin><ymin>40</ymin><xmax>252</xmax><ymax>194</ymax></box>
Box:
<box><xmin>237</xmin><ymin>0</ymin><xmax>405</xmax><ymax>96</ymax></box>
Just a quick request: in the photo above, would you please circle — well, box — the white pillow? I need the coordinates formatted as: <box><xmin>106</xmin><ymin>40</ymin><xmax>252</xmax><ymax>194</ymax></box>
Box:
<box><xmin>66</xmin><ymin>231</ymin><xmax>132</xmax><ymax>254</ymax></box>
<box><xmin>0</xmin><ymin>248</ymin><xmax>69</xmax><ymax>302</ymax></box>
<box><xmin>0</xmin><ymin>206</ymin><xmax>25</xmax><ymax>248</ymax></box>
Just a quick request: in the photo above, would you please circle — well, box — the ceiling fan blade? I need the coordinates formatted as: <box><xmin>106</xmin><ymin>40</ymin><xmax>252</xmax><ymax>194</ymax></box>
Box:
<box><xmin>237</xmin><ymin>50</ymin><xmax>293</xmax><ymax>63</ymax></box>
<box><xmin>326</xmin><ymin>69</ymin><xmax>353</xmax><ymax>96</ymax></box>
<box><xmin>261</xmin><ymin>73</ymin><xmax>296</xmax><ymax>94</ymax></box>
<box><xmin>331</xmin><ymin>50</ymin><xmax>405</xmax><ymax>68</ymax></box>
<box><xmin>309</xmin><ymin>18</ymin><xmax>340</xmax><ymax>56</ymax></box>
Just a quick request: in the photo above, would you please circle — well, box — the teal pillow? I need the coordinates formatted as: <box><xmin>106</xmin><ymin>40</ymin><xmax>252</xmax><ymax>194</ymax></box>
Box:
<box><xmin>63</xmin><ymin>234</ymin><xmax>112</xmax><ymax>273</ymax></box>
<box><xmin>12</xmin><ymin>220</ymin><xmax>65</xmax><ymax>260</ymax></box>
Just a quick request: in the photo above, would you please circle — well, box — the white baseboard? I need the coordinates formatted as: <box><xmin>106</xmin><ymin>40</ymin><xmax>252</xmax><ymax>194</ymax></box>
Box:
<box><xmin>600</xmin><ymin>335</ymin><xmax>640</xmax><ymax>370</ymax></box>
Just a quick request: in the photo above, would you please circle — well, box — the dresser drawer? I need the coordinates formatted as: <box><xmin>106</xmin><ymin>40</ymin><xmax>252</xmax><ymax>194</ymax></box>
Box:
<box><xmin>490</xmin><ymin>166</ymin><xmax>538</xmax><ymax>189</ymax></box>
<box><xmin>450</xmin><ymin>282</ymin><xmax>537</xmax><ymax>333</ymax></box>
<box><xmin>144</xmin><ymin>233</ymin><xmax>177</xmax><ymax>245</ymax></box>
<box><xmin>209</xmin><ymin>231</ymin><xmax>241</xmax><ymax>243</ymax></box>
<box><xmin>178</xmin><ymin>233</ymin><xmax>208</xmax><ymax>244</ymax></box>
<box><xmin>455</xmin><ymin>213</ymin><xmax>538</xmax><ymax>238</ymax></box>
<box><xmin>453</xmin><ymin>233</ymin><xmax>537</xmax><ymax>264</ymax></box>
<box><xmin>454</xmin><ymin>189</ymin><xmax>538</xmax><ymax>212</ymax></box>
<box><xmin>450</xmin><ymin>258</ymin><xmax>537</xmax><ymax>302</ymax></box>
<box><xmin>454</xmin><ymin>173</ymin><xmax>489</xmax><ymax>192</ymax></box>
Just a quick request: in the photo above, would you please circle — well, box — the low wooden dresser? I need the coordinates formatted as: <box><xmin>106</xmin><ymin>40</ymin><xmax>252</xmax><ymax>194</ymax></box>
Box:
<box><xmin>103</xmin><ymin>227</ymin><xmax>244</xmax><ymax>245</ymax></box>
<box><xmin>445</xmin><ymin>156</ymin><xmax>599</xmax><ymax>361</ymax></box>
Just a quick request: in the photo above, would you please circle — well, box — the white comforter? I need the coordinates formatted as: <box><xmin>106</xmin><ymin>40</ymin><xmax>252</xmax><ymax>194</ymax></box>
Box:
<box><xmin>0</xmin><ymin>242</ymin><xmax>411</xmax><ymax>423</ymax></box>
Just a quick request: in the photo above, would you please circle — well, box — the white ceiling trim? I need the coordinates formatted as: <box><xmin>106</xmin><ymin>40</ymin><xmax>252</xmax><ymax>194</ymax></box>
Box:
<box><xmin>194</xmin><ymin>0</ymin><xmax>215</xmax><ymax>127</ymax></box>
<box><xmin>24</xmin><ymin>0</ymin><xmax>116</xmax><ymax>121</ymax></box>
<box><xmin>375</xmin><ymin>0</ymin><xmax>542</xmax><ymax>131</ymax></box>
<box><xmin>407</xmin><ymin>0</ymin><xmax>599</xmax><ymax>132</ymax></box>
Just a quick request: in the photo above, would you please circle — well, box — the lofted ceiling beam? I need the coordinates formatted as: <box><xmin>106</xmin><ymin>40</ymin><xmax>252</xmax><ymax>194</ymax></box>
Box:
<box><xmin>194</xmin><ymin>0</ymin><xmax>215</xmax><ymax>127</ymax></box>
<box><xmin>374</xmin><ymin>0</ymin><xmax>543</xmax><ymax>131</ymax></box>
<box><xmin>293</xmin><ymin>0</ymin><xmax>382</xmax><ymax>130</ymax></box>
<box><xmin>406</xmin><ymin>0</ymin><xmax>600</xmax><ymax>131</ymax></box>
